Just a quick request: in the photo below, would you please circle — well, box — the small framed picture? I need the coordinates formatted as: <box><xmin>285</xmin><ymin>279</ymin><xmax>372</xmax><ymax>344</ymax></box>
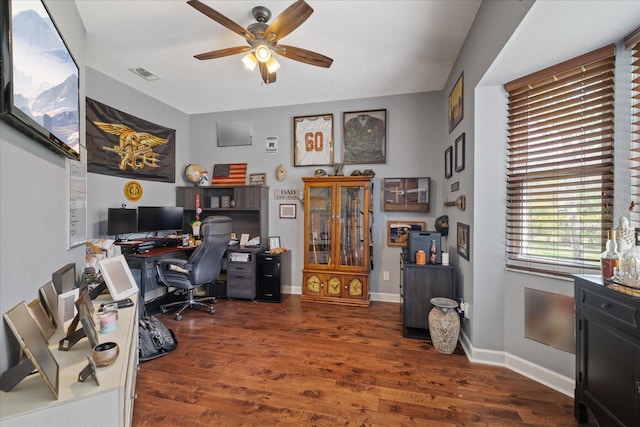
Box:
<box><xmin>387</xmin><ymin>221</ymin><xmax>426</xmax><ymax>247</ymax></box>
<box><xmin>455</xmin><ymin>133</ymin><xmax>465</xmax><ymax>172</ymax></box>
<box><xmin>269</xmin><ymin>236</ymin><xmax>281</xmax><ymax>250</ymax></box>
<box><xmin>279</xmin><ymin>204</ymin><xmax>297</xmax><ymax>219</ymax></box>
<box><xmin>293</xmin><ymin>114</ymin><xmax>334</xmax><ymax>166</ymax></box>
<box><xmin>445</xmin><ymin>146</ymin><xmax>453</xmax><ymax>179</ymax></box>
<box><xmin>457</xmin><ymin>222</ymin><xmax>470</xmax><ymax>261</ymax></box>
<box><xmin>249</xmin><ymin>173</ymin><xmax>267</xmax><ymax>185</ymax></box>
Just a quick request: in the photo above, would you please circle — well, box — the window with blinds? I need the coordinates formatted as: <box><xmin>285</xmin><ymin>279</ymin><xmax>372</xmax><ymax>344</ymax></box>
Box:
<box><xmin>504</xmin><ymin>45</ymin><xmax>615</xmax><ymax>276</ymax></box>
<box><xmin>626</xmin><ymin>29</ymin><xmax>640</xmax><ymax>229</ymax></box>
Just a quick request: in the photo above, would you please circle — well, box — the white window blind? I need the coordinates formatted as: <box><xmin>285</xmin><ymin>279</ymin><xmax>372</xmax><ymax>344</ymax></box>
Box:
<box><xmin>626</xmin><ymin>29</ymin><xmax>640</xmax><ymax>229</ymax></box>
<box><xmin>504</xmin><ymin>45</ymin><xmax>615</xmax><ymax>276</ymax></box>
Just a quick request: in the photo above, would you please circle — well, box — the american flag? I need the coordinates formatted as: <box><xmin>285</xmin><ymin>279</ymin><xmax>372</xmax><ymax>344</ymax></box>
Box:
<box><xmin>211</xmin><ymin>163</ymin><xmax>247</xmax><ymax>185</ymax></box>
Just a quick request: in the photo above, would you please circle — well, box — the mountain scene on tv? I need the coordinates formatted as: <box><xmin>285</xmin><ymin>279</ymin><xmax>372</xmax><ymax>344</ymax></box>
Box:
<box><xmin>11</xmin><ymin>2</ymin><xmax>79</xmax><ymax>154</ymax></box>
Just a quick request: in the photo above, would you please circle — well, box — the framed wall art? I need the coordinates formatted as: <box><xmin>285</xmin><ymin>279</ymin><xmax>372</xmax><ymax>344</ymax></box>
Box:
<box><xmin>383</xmin><ymin>177</ymin><xmax>430</xmax><ymax>212</ymax></box>
<box><xmin>249</xmin><ymin>173</ymin><xmax>267</xmax><ymax>185</ymax></box>
<box><xmin>455</xmin><ymin>133</ymin><xmax>465</xmax><ymax>172</ymax></box>
<box><xmin>457</xmin><ymin>222</ymin><xmax>470</xmax><ymax>260</ymax></box>
<box><xmin>387</xmin><ymin>221</ymin><xmax>426</xmax><ymax>247</ymax></box>
<box><xmin>445</xmin><ymin>147</ymin><xmax>453</xmax><ymax>179</ymax></box>
<box><xmin>293</xmin><ymin>114</ymin><xmax>334</xmax><ymax>166</ymax></box>
<box><xmin>343</xmin><ymin>109</ymin><xmax>386</xmax><ymax>164</ymax></box>
<box><xmin>279</xmin><ymin>204</ymin><xmax>297</xmax><ymax>219</ymax></box>
<box><xmin>448</xmin><ymin>72</ymin><xmax>463</xmax><ymax>134</ymax></box>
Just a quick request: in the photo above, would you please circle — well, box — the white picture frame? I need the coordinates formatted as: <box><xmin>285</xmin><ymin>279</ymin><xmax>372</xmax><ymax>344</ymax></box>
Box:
<box><xmin>98</xmin><ymin>255</ymin><xmax>139</xmax><ymax>301</ymax></box>
<box><xmin>279</xmin><ymin>204</ymin><xmax>297</xmax><ymax>219</ymax></box>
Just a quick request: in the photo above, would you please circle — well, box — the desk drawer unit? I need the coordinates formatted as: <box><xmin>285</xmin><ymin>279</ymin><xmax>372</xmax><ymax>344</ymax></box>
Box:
<box><xmin>226</xmin><ymin>250</ymin><xmax>260</xmax><ymax>300</ymax></box>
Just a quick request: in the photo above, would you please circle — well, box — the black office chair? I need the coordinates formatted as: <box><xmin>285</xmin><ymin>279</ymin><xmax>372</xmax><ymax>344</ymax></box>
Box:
<box><xmin>155</xmin><ymin>216</ymin><xmax>231</xmax><ymax>320</ymax></box>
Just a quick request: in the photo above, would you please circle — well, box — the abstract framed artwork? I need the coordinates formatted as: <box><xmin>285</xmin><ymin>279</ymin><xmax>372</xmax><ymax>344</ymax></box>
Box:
<box><xmin>343</xmin><ymin>109</ymin><xmax>386</xmax><ymax>164</ymax></box>
<box><xmin>448</xmin><ymin>72</ymin><xmax>463</xmax><ymax>134</ymax></box>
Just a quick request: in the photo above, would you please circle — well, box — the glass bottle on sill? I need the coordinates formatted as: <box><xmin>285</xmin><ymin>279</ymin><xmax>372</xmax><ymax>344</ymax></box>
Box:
<box><xmin>601</xmin><ymin>229</ymin><xmax>620</xmax><ymax>283</ymax></box>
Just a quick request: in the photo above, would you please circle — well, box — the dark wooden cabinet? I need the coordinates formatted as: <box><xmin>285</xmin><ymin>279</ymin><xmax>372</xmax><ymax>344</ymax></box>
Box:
<box><xmin>401</xmin><ymin>256</ymin><xmax>455</xmax><ymax>339</ymax></box>
<box><xmin>574</xmin><ymin>274</ymin><xmax>640</xmax><ymax>426</ymax></box>
<box><xmin>176</xmin><ymin>185</ymin><xmax>268</xmax><ymax>246</ymax></box>
<box><xmin>257</xmin><ymin>251</ymin><xmax>291</xmax><ymax>303</ymax></box>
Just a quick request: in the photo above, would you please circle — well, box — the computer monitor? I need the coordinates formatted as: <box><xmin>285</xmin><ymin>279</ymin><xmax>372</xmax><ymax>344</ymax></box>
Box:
<box><xmin>52</xmin><ymin>262</ymin><xmax>76</xmax><ymax>294</ymax></box>
<box><xmin>107</xmin><ymin>208</ymin><xmax>137</xmax><ymax>236</ymax></box>
<box><xmin>137</xmin><ymin>206</ymin><xmax>184</xmax><ymax>233</ymax></box>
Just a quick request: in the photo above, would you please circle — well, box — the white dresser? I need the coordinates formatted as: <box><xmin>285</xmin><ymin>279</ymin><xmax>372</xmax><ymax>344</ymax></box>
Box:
<box><xmin>0</xmin><ymin>294</ymin><xmax>139</xmax><ymax>427</ymax></box>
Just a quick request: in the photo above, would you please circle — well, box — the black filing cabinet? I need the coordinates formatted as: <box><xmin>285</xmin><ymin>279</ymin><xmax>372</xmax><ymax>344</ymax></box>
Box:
<box><xmin>257</xmin><ymin>251</ymin><xmax>291</xmax><ymax>302</ymax></box>
<box><xmin>400</xmin><ymin>255</ymin><xmax>455</xmax><ymax>339</ymax></box>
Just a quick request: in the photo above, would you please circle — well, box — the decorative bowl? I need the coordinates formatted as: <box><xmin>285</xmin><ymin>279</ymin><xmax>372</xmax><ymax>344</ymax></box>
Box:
<box><xmin>92</xmin><ymin>341</ymin><xmax>119</xmax><ymax>367</ymax></box>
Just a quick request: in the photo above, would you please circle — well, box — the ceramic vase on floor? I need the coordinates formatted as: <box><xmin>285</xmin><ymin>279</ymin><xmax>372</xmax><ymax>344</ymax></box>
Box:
<box><xmin>428</xmin><ymin>297</ymin><xmax>460</xmax><ymax>354</ymax></box>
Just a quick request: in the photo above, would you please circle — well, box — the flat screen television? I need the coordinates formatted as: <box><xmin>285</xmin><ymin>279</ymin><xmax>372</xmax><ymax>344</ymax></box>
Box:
<box><xmin>107</xmin><ymin>208</ymin><xmax>137</xmax><ymax>236</ymax></box>
<box><xmin>0</xmin><ymin>0</ymin><xmax>80</xmax><ymax>160</ymax></box>
<box><xmin>137</xmin><ymin>206</ymin><xmax>184</xmax><ymax>233</ymax></box>
<box><xmin>51</xmin><ymin>262</ymin><xmax>76</xmax><ymax>294</ymax></box>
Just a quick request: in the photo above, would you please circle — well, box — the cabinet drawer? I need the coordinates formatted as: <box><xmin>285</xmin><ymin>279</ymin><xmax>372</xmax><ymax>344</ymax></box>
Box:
<box><xmin>580</xmin><ymin>288</ymin><xmax>639</xmax><ymax>330</ymax></box>
<box><xmin>227</xmin><ymin>263</ymin><xmax>252</xmax><ymax>274</ymax></box>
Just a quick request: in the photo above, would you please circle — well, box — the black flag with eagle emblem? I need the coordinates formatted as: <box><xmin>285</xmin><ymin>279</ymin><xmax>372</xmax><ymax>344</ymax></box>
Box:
<box><xmin>86</xmin><ymin>97</ymin><xmax>176</xmax><ymax>183</ymax></box>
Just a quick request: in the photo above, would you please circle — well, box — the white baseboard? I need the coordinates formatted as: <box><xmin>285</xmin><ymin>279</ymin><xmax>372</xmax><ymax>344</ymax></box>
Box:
<box><xmin>458</xmin><ymin>330</ymin><xmax>574</xmax><ymax>397</ymax></box>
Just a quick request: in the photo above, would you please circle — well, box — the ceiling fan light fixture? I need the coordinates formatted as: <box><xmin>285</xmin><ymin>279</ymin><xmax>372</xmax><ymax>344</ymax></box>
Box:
<box><xmin>266</xmin><ymin>57</ymin><xmax>281</xmax><ymax>74</ymax></box>
<box><xmin>254</xmin><ymin>44</ymin><xmax>271</xmax><ymax>63</ymax></box>
<box><xmin>242</xmin><ymin>52</ymin><xmax>258</xmax><ymax>71</ymax></box>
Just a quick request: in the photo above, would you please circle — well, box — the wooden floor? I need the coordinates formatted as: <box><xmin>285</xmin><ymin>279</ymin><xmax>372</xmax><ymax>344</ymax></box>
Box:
<box><xmin>132</xmin><ymin>295</ymin><xmax>593</xmax><ymax>426</ymax></box>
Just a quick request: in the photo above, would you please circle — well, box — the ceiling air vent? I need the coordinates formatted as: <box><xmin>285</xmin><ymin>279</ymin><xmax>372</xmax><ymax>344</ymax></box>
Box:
<box><xmin>128</xmin><ymin>67</ymin><xmax>160</xmax><ymax>81</ymax></box>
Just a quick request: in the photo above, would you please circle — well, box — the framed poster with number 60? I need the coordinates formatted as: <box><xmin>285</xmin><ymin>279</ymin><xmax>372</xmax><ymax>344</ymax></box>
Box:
<box><xmin>293</xmin><ymin>114</ymin><xmax>334</xmax><ymax>166</ymax></box>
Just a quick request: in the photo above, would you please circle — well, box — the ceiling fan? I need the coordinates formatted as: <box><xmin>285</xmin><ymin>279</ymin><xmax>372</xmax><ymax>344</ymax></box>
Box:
<box><xmin>187</xmin><ymin>0</ymin><xmax>333</xmax><ymax>84</ymax></box>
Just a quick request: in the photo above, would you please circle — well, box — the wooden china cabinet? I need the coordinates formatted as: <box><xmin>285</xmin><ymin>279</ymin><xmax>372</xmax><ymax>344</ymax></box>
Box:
<box><xmin>301</xmin><ymin>176</ymin><xmax>373</xmax><ymax>307</ymax></box>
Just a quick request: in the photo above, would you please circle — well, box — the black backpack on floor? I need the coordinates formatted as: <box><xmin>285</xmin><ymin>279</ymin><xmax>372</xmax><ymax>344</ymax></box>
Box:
<box><xmin>138</xmin><ymin>315</ymin><xmax>177</xmax><ymax>362</ymax></box>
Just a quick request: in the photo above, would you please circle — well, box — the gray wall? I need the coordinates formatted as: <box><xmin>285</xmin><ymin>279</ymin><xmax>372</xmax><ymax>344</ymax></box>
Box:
<box><xmin>189</xmin><ymin>91</ymin><xmax>444</xmax><ymax>298</ymax></box>
<box><xmin>454</xmin><ymin>0</ymin><xmax>639</xmax><ymax>394</ymax></box>
<box><xmin>0</xmin><ymin>1</ymin><xmax>86</xmax><ymax>373</ymax></box>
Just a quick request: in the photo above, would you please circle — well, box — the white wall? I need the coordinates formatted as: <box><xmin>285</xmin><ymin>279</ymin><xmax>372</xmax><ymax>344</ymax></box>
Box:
<box><xmin>0</xmin><ymin>1</ymin><xmax>86</xmax><ymax>373</ymax></box>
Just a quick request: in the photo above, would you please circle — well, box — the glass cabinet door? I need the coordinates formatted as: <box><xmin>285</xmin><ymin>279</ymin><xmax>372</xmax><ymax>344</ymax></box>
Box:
<box><xmin>338</xmin><ymin>185</ymin><xmax>365</xmax><ymax>268</ymax></box>
<box><xmin>308</xmin><ymin>185</ymin><xmax>333</xmax><ymax>266</ymax></box>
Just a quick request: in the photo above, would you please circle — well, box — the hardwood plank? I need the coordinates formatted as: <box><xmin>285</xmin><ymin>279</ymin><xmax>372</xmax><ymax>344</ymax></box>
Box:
<box><xmin>132</xmin><ymin>295</ymin><xmax>594</xmax><ymax>426</ymax></box>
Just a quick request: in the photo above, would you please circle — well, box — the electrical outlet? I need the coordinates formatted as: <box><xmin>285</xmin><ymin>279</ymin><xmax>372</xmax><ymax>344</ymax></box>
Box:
<box><xmin>462</xmin><ymin>302</ymin><xmax>470</xmax><ymax>319</ymax></box>
<box><xmin>383</xmin><ymin>271</ymin><xmax>390</xmax><ymax>281</ymax></box>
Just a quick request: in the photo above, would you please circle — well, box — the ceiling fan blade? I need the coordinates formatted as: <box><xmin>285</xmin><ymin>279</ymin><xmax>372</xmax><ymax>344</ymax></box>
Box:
<box><xmin>194</xmin><ymin>46</ymin><xmax>251</xmax><ymax>60</ymax></box>
<box><xmin>263</xmin><ymin>0</ymin><xmax>313</xmax><ymax>42</ymax></box>
<box><xmin>276</xmin><ymin>45</ymin><xmax>333</xmax><ymax>68</ymax></box>
<box><xmin>187</xmin><ymin>0</ymin><xmax>255</xmax><ymax>42</ymax></box>
<box><xmin>259</xmin><ymin>62</ymin><xmax>276</xmax><ymax>84</ymax></box>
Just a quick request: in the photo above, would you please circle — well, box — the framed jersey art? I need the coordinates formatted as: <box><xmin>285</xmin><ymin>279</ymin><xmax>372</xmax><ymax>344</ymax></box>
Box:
<box><xmin>293</xmin><ymin>114</ymin><xmax>334</xmax><ymax>166</ymax></box>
